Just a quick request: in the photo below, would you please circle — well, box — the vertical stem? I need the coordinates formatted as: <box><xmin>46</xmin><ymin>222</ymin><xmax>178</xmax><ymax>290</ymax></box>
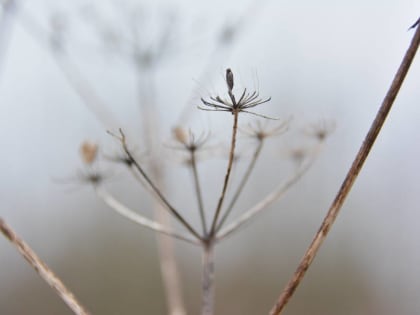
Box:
<box><xmin>210</xmin><ymin>110</ymin><xmax>239</xmax><ymax>234</ymax></box>
<box><xmin>137</xmin><ymin>71</ymin><xmax>187</xmax><ymax>315</ymax></box>
<box><xmin>216</xmin><ymin>139</ymin><xmax>264</xmax><ymax>231</ymax></box>
<box><xmin>191</xmin><ymin>149</ymin><xmax>207</xmax><ymax>235</ymax></box>
<box><xmin>201</xmin><ymin>242</ymin><xmax>215</xmax><ymax>315</ymax></box>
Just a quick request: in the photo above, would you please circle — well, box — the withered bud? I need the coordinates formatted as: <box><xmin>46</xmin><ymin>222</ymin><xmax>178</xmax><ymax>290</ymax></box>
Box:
<box><xmin>80</xmin><ymin>141</ymin><xmax>98</xmax><ymax>165</ymax></box>
<box><xmin>226</xmin><ymin>68</ymin><xmax>234</xmax><ymax>91</ymax></box>
<box><xmin>172</xmin><ymin>126</ymin><xmax>188</xmax><ymax>145</ymax></box>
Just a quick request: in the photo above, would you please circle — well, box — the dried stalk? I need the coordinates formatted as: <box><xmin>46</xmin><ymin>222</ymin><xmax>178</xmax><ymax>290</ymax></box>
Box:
<box><xmin>269</xmin><ymin>20</ymin><xmax>420</xmax><ymax>315</ymax></box>
<box><xmin>190</xmin><ymin>149</ymin><xmax>208</xmax><ymax>234</ymax></box>
<box><xmin>217</xmin><ymin>144</ymin><xmax>321</xmax><ymax>240</ymax></box>
<box><xmin>115</xmin><ymin>129</ymin><xmax>201</xmax><ymax>240</ymax></box>
<box><xmin>216</xmin><ymin>139</ymin><xmax>264</xmax><ymax>231</ymax></box>
<box><xmin>201</xmin><ymin>241</ymin><xmax>215</xmax><ymax>315</ymax></box>
<box><xmin>210</xmin><ymin>110</ymin><xmax>239</xmax><ymax>235</ymax></box>
<box><xmin>0</xmin><ymin>218</ymin><xmax>90</xmax><ymax>315</ymax></box>
<box><xmin>135</xmin><ymin>70</ymin><xmax>187</xmax><ymax>315</ymax></box>
<box><xmin>95</xmin><ymin>187</ymin><xmax>199</xmax><ymax>245</ymax></box>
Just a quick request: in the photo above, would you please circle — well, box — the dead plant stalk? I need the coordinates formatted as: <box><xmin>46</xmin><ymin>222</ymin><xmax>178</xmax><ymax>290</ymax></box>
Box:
<box><xmin>269</xmin><ymin>20</ymin><xmax>420</xmax><ymax>315</ymax></box>
<box><xmin>0</xmin><ymin>218</ymin><xmax>90</xmax><ymax>315</ymax></box>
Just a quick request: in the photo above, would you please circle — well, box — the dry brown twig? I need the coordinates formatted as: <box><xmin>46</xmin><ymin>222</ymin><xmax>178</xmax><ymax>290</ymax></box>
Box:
<box><xmin>269</xmin><ymin>19</ymin><xmax>420</xmax><ymax>315</ymax></box>
<box><xmin>0</xmin><ymin>218</ymin><xmax>90</xmax><ymax>315</ymax></box>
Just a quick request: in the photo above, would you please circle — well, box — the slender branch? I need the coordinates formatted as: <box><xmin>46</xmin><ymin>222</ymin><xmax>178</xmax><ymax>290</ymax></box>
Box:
<box><xmin>115</xmin><ymin>129</ymin><xmax>202</xmax><ymax>240</ymax></box>
<box><xmin>269</xmin><ymin>21</ymin><xmax>420</xmax><ymax>315</ymax></box>
<box><xmin>217</xmin><ymin>144</ymin><xmax>321</xmax><ymax>241</ymax></box>
<box><xmin>95</xmin><ymin>187</ymin><xmax>199</xmax><ymax>245</ymax></box>
<box><xmin>209</xmin><ymin>110</ymin><xmax>239</xmax><ymax>235</ymax></box>
<box><xmin>0</xmin><ymin>217</ymin><xmax>90</xmax><ymax>315</ymax></box>
<box><xmin>16</xmin><ymin>10</ymin><xmax>119</xmax><ymax>130</ymax></box>
<box><xmin>201</xmin><ymin>242</ymin><xmax>215</xmax><ymax>315</ymax></box>
<box><xmin>190</xmin><ymin>149</ymin><xmax>207</xmax><ymax>234</ymax></box>
<box><xmin>216</xmin><ymin>139</ymin><xmax>264</xmax><ymax>231</ymax></box>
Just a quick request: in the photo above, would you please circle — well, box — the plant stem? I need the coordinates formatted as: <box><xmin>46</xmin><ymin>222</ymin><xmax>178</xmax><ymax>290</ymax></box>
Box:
<box><xmin>216</xmin><ymin>139</ymin><xmax>264</xmax><ymax>231</ymax></box>
<box><xmin>190</xmin><ymin>149</ymin><xmax>207</xmax><ymax>235</ymax></box>
<box><xmin>120</xmin><ymin>139</ymin><xmax>201</xmax><ymax>240</ymax></box>
<box><xmin>201</xmin><ymin>241</ymin><xmax>215</xmax><ymax>315</ymax></box>
<box><xmin>95</xmin><ymin>187</ymin><xmax>199</xmax><ymax>245</ymax></box>
<box><xmin>210</xmin><ymin>110</ymin><xmax>239</xmax><ymax>235</ymax></box>
<box><xmin>217</xmin><ymin>144</ymin><xmax>322</xmax><ymax>240</ymax></box>
<box><xmin>136</xmin><ymin>70</ymin><xmax>187</xmax><ymax>315</ymax></box>
<box><xmin>269</xmin><ymin>21</ymin><xmax>420</xmax><ymax>315</ymax></box>
<box><xmin>0</xmin><ymin>218</ymin><xmax>90</xmax><ymax>315</ymax></box>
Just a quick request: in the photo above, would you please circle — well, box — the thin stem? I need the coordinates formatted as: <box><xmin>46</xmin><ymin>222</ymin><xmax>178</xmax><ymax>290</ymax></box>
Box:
<box><xmin>16</xmin><ymin>11</ymin><xmax>119</xmax><ymax>130</ymax></box>
<box><xmin>118</xmin><ymin>131</ymin><xmax>201</xmax><ymax>240</ymax></box>
<box><xmin>0</xmin><ymin>217</ymin><xmax>90</xmax><ymax>315</ymax></box>
<box><xmin>216</xmin><ymin>139</ymin><xmax>264</xmax><ymax>231</ymax></box>
<box><xmin>209</xmin><ymin>110</ymin><xmax>239</xmax><ymax>235</ymax></box>
<box><xmin>217</xmin><ymin>144</ymin><xmax>321</xmax><ymax>241</ymax></box>
<box><xmin>190</xmin><ymin>149</ymin><xmax>207</xmax><ymax>235</ymax></box>
<box><xmin>269</xmin><ymin>21</ymin><xmax>420</xmax><ymax>315</ymax></box>
<box><xmin>136</xmin><ymin>67</ymin><xmax>187</xmax><ymax>315</ymax></box>
<box><xmin>95</xmin><ymin>187</ymin><xmax>199</xmax><ymax>245</ymax></box>
<box><xmin>201</xmin><ymin>242</ymin><xmax>215</xmax><ymax>315</ymax></box>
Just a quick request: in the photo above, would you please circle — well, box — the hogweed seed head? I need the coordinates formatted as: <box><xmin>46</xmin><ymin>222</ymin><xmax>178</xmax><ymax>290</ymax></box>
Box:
<box><xmin>199</xmin><ymin>68</ymin><xmax>277</xmax><ymax>119</ymax></box>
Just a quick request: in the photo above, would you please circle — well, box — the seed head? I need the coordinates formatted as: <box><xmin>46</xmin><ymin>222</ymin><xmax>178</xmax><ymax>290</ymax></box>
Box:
<box><xmin>226</xmin><ymin>68</ymin><xmax>234</xmax><ymax>92</ymax></box>
<box><xmin>199</xmin><ymin>68</ymin><xmax>277</xmax><ymax>119</ymax></box>
<box><xmin>80</xmin><ymin>141</ymin><xmax>98</xmax><ymax>165</ymax></box>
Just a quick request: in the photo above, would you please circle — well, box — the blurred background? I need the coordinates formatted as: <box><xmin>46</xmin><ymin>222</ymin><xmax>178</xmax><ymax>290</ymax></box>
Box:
<box><xmin>1</xmin><ymin>0</ymin><xmax>420</xmax><ymax>314</ymax></box>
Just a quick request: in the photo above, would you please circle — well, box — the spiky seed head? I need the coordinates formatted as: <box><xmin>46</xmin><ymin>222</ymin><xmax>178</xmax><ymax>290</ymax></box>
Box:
<box><xmin>80</xmin><ymin>141</ymin><xmax>98</xmax><ymax>165</ymax></box>
<box><xmin>226</xmin><ymin>68</ymin><xmax>234</xmax><ymax>91</ymax></box>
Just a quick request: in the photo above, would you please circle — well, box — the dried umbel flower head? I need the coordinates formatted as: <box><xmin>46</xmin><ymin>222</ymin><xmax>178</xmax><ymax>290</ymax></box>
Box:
<box><xmin>171</xmin><ymin>127</ymin><xmax>210</xmax><ymax>152</ymax></box>
<box><xmin>241</xmin><ymin>119</ymin><xmax>290</xmax><ymax>141</ymax></box>
<box><xmin>199</xmin><ymin>68</ymin><xmax>277</xmax><ymax>119</ymax></box>
<box><xmin>304</xmin><ymin>119</ymin><xmax>335</xmax><ymax>142</ymax></box>
<box><xmin>80</xmin><ymin>141</ymin><xmax>98</xmax><ymax>165</ymax></box>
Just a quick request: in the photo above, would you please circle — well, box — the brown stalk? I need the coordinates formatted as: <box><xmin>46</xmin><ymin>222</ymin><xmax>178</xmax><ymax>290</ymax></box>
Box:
<box><xmin>269</xmin><ymin>21</ymin><xmax>420</xmax><ymax>315</ymax></box>
<box><xmin>209</xmin><ymin>110</ymin><xmax>240</xmax><ymax>235</ymax></box>
<box><xmin>216</xmin><ymin>139</ymin><xmax>264</xmax><ymax>231</ymax></box>
<box><xmin>117</xmin><ymin>129</ymin><xmax>201</xmax><ymax>240</ymax></box>
<box><xmin>0</xmin><ymin>218</ymin><xmax>90</xmax><ymax>315</ymax></box>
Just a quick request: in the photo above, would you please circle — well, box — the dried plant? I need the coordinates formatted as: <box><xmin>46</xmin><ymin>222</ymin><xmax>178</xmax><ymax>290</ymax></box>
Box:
<box><xmin>90</xmin><ymin>69</ymin><xmax>330</xmax><ymax>315</ymax></box>
<box><xmin>1</xmin><ymin>4</ymin><xmax>419</xmax><ymax>315</ymax></box>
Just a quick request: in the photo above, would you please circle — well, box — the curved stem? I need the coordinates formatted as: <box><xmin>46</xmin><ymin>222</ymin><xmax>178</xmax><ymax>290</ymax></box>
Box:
<box><xmin>209</xmin><ymin>110</ymin><xmax>239</xmax><ymax>235</ymax></box>
<box><xmin>95</xmin><ymin>187</ymin><xmax>199</xmax><ymax>245</ymax></box>
<box><xmin>216</xmin><ymin>139</ymin><xmax>264</xmax><ymax>231</ymax></box>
